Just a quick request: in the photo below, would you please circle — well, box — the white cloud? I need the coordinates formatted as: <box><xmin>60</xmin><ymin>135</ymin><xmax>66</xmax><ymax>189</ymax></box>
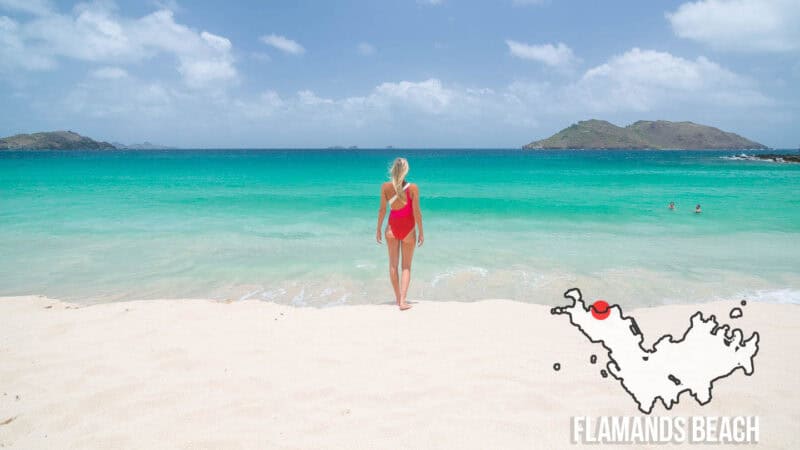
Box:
<box><xmin>357</xmin><ymin>42</ymin><xmax>375</xmax><ymax>56</ymax></box>
<box><xmin>297</xmin><ymin>89</ymin><xmax>334</xmax><ymax>106</ymax></box>
<box><xmin>506</xmin><ymin>40</ymin><xmax>577</xmax><ymax>67</ymax></box>
<box><xmin>260</xmin><ymin>33</ymin><xmax>305</xmax><ymax>55</ymax></box>
<box><xmin>238</xmin><ymin>79</ymin><xmax>467</xmax><ymax>119</ymax></box>
<box><xmin>0</xmin><ymin>0</ymin><xmax>52</xmax><ymax>16</ymax></box>
<box><xmin>667</xmin><ymin>0</ymin><xmax>800</xmax><ymax>52</ymax></box>
<box><xmin>26</xmin><ymin>6</ymin><xmax>140</xmax><ymax>62</ymax></box>
<box><xmin>225</xmin><ymin>78</ymin><xmax>496</xmax><ymax>136</ymax></box>
<box><xmin>370</xmin><ymin>79</ymin><xmax>455</xmax><ymax>114</ymax></box>
<box><xmin>235</xmin><ymin>90</ymin><xmax>284</xmax><ymax>119</ymax></box>
<box><xmin>90</xmin><ymin>66</ymin><xmax>128</xmax><ymax>79</ymax></box>
<box><xmin>178</xmin><ymin>58</ymin><xmax>236</xmax><ymax>88</ymax></box>
<box><xmin>150</xmin><ymin>0</ymin><xmax>181</xmax><ymax>12</ymax></box>
<box><xmin>574</xmin><ymin>48</ymin><xmax>770</xmax><ymax>111</ymax></box>
<box><xmin>200</xmin><ymin>30</ymin><xmax>231</xmax><ymax>52</ymax></box>
<box><xmin>177</xmin><ymin>31</ymin><xmax>236</xmax><ymax>88</ymax></box>
<box><xmin>417</xmin><ymin>0</ymin><xmax>443</xmax><ymax>5</ymax></box>
<box><xmin>496</xmin><ymin>46</ymin><xmax>773</xmax><ymax>126</ymax></box>
<box><xmin>0</xmin><ymin>15</ymin><xmax>55</xmax><ymax>70</ymax></box>
<box><xmin>136</xmin><ymin>11</ymin><xmax>237</xmax><ymax>88</ymax></box>
<box><xmin>65</xmin><ymin>74</ymin><xmax>174</xmax><ymax>119</ymax></box>
<box><xmin>0</xmin><ymin>5</ymin><xmax>237</xmax><ymax>88</ymax></box>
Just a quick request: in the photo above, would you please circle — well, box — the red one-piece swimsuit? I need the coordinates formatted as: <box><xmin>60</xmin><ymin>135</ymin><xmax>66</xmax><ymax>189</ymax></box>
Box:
<box><xmin>389</xmin><ymin>186</ymin><xmax>415</xmax><ymax>240</ymax></box>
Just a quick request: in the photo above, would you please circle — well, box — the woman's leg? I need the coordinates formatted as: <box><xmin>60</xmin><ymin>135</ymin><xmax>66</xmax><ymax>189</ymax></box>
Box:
<box><xmin>385</xmin><ymin>228</ymin><xmax>401</xmax><ymax>305</ymax></box>
<box><xmin>398</xmin><ymin>230</ymin><xmax>416</xmax><ymax>310</ymax></box>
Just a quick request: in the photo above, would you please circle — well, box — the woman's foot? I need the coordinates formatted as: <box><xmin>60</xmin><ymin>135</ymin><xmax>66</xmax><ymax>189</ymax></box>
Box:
<box><xmin>399</xmin><ymin>302</ymin><xmax>412</xmax><ymax>311</ymax></box>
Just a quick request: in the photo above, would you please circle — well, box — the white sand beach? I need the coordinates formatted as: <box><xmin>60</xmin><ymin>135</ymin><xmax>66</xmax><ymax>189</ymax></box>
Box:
<box><xmin>1</xmin><ymin>296</ymin><xmax>798</xmax><ymax>449</ymax></box>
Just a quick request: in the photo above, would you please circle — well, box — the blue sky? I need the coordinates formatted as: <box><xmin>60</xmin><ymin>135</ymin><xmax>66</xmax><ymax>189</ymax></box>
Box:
<box><xmin>1</xmin><ymin>0</ymin><xmax>798</xmax><ymax>147</ymax></box>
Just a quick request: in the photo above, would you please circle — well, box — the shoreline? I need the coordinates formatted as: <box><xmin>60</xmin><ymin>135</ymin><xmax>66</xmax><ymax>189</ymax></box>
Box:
<box><xmin>4</xmin><ymin>291</ymin><xmax>800</xmax><ymax>308</ymax></box>
<box><xmin>1</xmin><ymin>295</ymin><xmax>798</xmax><ymax>448</ymax></box>
<box><xmin>5</xmin><ymin>283</ymin><xmax>799</xmax><ymax>308</ymax></box>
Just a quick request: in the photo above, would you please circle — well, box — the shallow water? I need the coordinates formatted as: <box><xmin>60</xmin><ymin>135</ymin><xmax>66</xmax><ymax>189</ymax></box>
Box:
<box><xmin>1</xmin><ymin>149</ymin><xmax>798</xmax><ymax>307</ymax></box>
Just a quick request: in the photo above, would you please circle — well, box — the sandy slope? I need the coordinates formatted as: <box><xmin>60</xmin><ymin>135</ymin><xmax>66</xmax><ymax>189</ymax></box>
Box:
<box><xmin>1</xmin><ymin>296</ymin><xmax>798</xmax><ymax>449</ymax></box>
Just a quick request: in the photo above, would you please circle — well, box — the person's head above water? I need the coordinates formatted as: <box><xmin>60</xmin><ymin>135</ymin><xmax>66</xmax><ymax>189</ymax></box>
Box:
<box><xmin>389</xmin><ymin>157</ymin><xmax>409</xmax><ymax>197</ymax></box>
<box><xmin>695</xmin><ymin>204</ymin><xmax>702</xmax><ymax>213</ymax></box>
<box><xmin>669</xmin><ymin>201</ymin><xmax>675</xmax><ymax>209</ymax></box>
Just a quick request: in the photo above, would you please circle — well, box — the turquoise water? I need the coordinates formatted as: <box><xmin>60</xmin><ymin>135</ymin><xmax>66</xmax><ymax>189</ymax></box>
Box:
<box><xmin>1</xmin><ymin>149</ymin><xmax>798</xmax><ymax>307</ymax></box>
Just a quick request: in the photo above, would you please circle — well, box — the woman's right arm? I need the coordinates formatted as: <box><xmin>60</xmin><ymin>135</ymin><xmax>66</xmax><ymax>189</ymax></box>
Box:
<box><xmin>376</xmin><ymin>185</ymin><xmax>387</xmax><ymax>243</ymax></box>
<box><xmin>411</xmin><ymin>184</ymin><xmax>423</xmax><ymax>247</ymax></box>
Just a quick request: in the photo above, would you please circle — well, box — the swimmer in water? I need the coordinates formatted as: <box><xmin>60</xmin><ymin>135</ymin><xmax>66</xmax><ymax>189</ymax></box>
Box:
<box><xmin>669</xmin><ymin>201</ymin><xmax>675</xmax><ymax>210</ymax></box>
<box><xmin>695</xmin><ymin>204</ymin><xmax>702</xmax><ymax>214</ymax></box>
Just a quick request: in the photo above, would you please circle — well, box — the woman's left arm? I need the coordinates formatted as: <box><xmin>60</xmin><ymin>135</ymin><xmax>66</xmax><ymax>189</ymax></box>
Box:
<box><xmin>412</xmin><ymin>184</ymin><xmax>424</xmax><ymax>247</ymax></box>
<box><xmin>376</xmin><ymin>186</ymin><xmax>387</xmax><ymax>243</ymax></box>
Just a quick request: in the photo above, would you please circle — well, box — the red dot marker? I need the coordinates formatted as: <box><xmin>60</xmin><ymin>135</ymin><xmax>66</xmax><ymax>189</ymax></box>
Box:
<box><xmin>591</xmin><ymin>300</ymin><xmax>610</xmax><ymax>320</ymax></box>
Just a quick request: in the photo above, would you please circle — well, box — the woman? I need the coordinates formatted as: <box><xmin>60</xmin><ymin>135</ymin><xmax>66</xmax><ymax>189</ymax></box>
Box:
<box><xmin>376</xmin><ymin>157</ymin><xmax>424</xmax><ymax>311</ymax></box>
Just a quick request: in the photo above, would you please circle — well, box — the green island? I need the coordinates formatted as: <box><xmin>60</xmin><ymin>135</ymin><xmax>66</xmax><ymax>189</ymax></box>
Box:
<box><xmin>523</xmin><ymin>119</ymin><xmax>768</xmax><ymax>150</ymax></box>
<box><xmin>0</xmin><ymin>131</ymin><xmax>175</xmax><ymax>150</ymax></box>
<box><xmin>0</xmin><ymin>131</ymin><xmax>115</xmax><ymax>150</ymax></box>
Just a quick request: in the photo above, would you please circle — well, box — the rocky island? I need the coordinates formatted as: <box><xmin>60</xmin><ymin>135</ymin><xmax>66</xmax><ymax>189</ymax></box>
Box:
<box><xmin>0</xmin><ymin>131</ymin><xmax>116</xmax><ymax>150</ymax></box>
<box><xmin>729</xmin><ymin>153</ymin><xmax>800</xmax><ymax>163</ymax></box>
<box><xmin>524</xmin><ymin>120</ymin><xmax>768</xmax><ymax>150</ymax></box>
<box><xmin>755</xmin><ymin>154</ymin><xmax>800</xmax><ymax>163</ymax></box>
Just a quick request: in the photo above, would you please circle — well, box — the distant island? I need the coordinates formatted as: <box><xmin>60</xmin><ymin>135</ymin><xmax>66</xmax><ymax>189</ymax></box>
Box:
<box><xmin>0</xmin><ymin>131</ymin><xmax>115</xmax><ymax>150</ymax></box>
<box><xmin>523</xmin><ymin>120</ymin><xmax>768</xmax><ymax>150</ymax></box>
<box><xmin>112</xmin><ymin>141</ymin><xmax>175</xmax><ymax>150</ymax></box>
<box><xmin>0</xmin><ymin>131</ymin><xmax>174</xmax><ymax>150</ymax></box>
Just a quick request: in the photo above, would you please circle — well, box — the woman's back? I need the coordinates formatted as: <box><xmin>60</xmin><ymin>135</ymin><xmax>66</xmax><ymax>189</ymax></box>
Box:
<box><xmin>383</xmin><ymin>181</ymin><xmax>414</xmax><ymax>211</ymax></box>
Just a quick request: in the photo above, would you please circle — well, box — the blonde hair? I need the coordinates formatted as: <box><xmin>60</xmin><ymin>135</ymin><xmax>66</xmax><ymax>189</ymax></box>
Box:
<box><xmin>389</xmin><ymin>157</ymin><xmax>409</xmax><ymax>201</ymax></box>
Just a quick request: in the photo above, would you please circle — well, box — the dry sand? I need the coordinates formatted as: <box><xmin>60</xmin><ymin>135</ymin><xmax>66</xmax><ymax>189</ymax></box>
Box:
<box><xmin>1</xmin><ymin>296</ymin><xmax>798</xmax><ymax>449</ymax></box>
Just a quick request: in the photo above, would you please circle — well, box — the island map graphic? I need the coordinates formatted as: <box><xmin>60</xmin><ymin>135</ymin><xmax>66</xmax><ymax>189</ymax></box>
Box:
<box><xmin>551</xmin><ymin>288</ymin><xmax>760</xmax><ymax>414</ymax></box>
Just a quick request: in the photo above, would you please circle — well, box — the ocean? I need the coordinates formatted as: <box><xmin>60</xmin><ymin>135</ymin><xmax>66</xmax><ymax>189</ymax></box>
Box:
<box><xmin>1</xmin><ymin>149</ymin><xmax>798</xmax><ymax>307</ymax></box>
